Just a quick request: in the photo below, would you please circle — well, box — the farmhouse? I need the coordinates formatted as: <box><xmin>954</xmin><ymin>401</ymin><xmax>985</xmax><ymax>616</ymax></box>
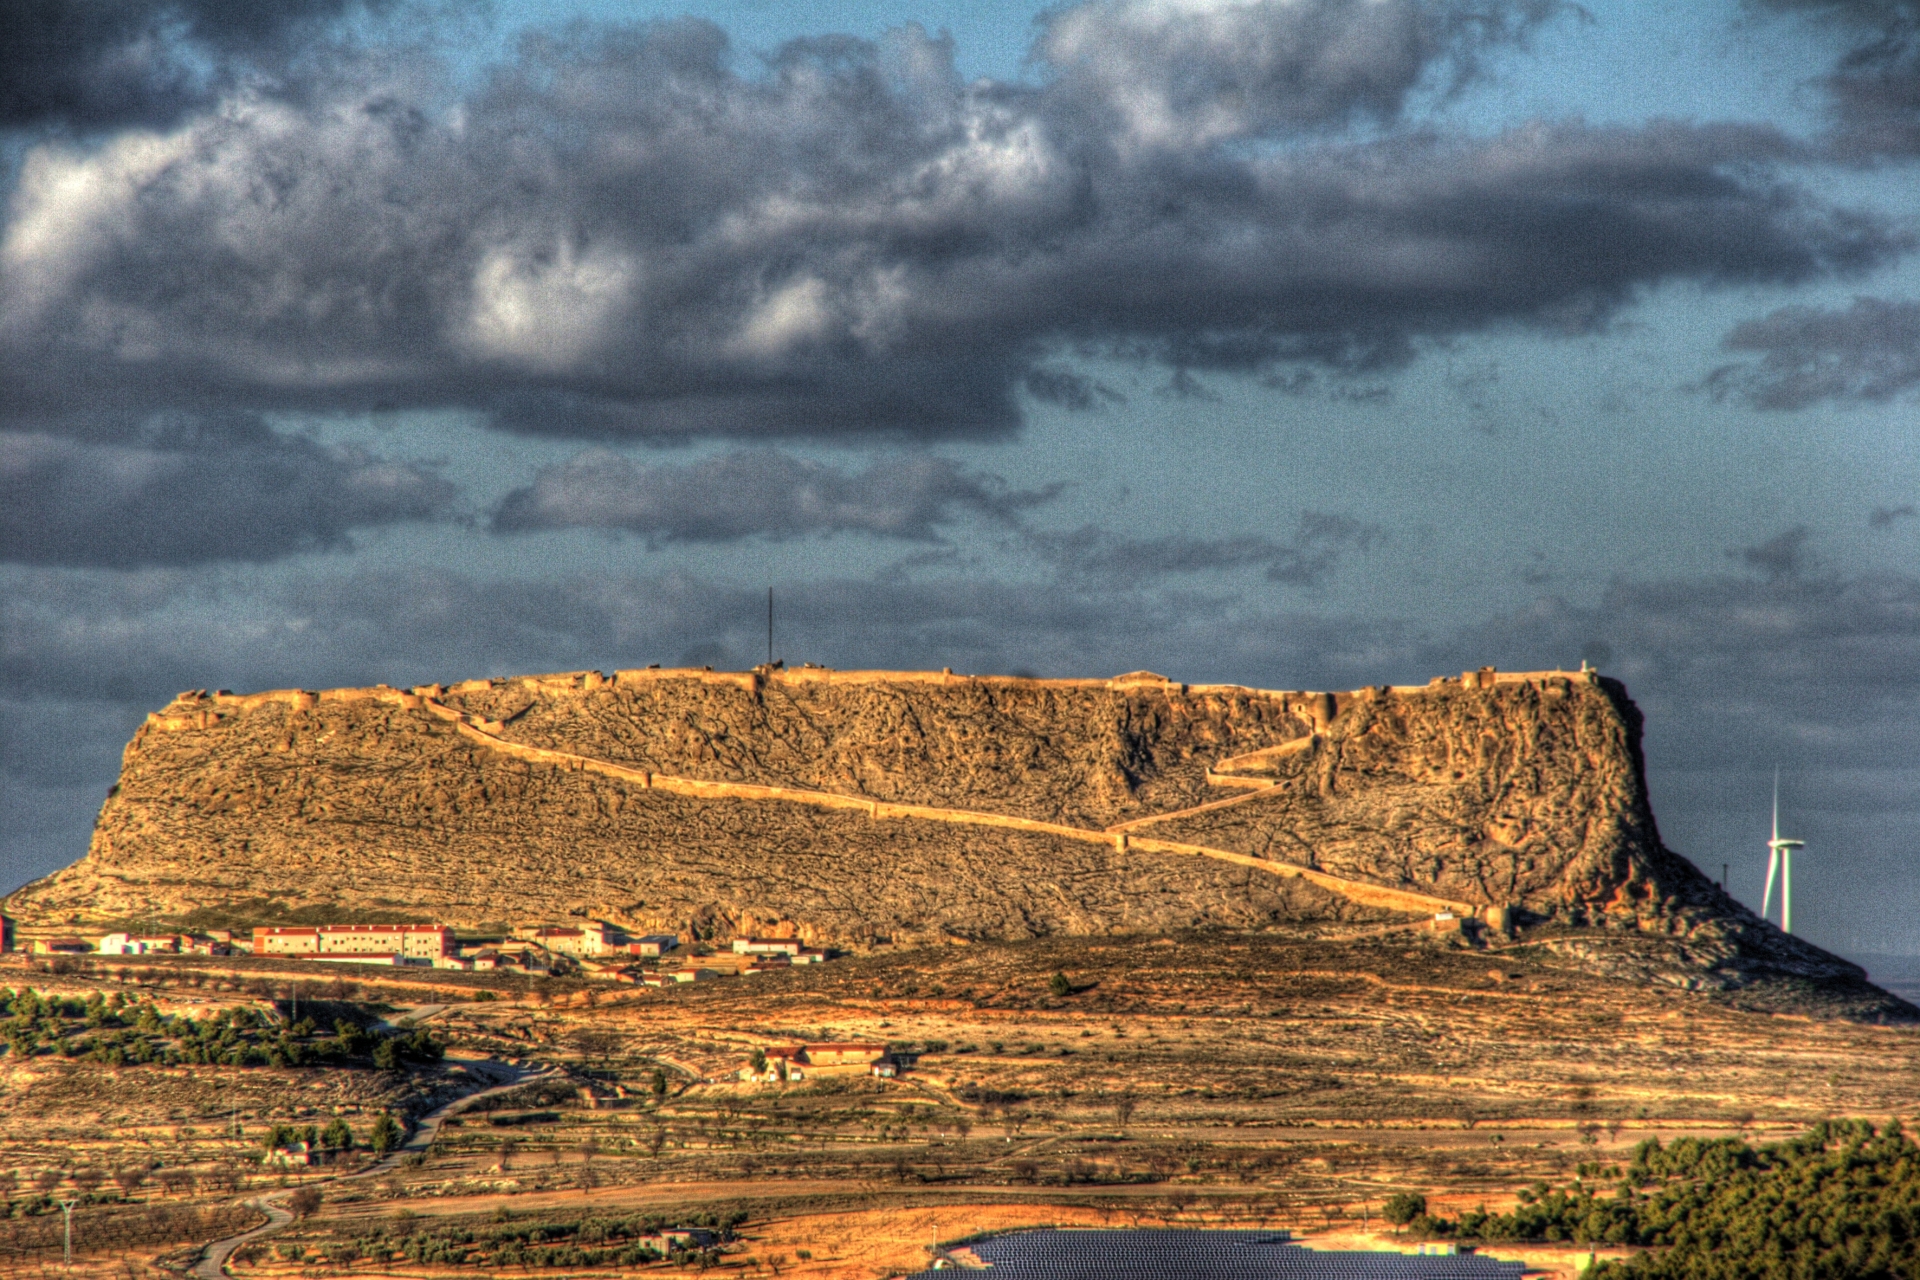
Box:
<box><xmin>802</xmin><ymin>1042</ymin><xmax>888</xmax><ymax>1067</ymax></box>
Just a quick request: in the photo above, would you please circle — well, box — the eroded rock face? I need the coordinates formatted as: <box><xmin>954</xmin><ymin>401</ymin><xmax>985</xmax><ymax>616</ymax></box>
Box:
<box><xmin>0</xmin><ymin>667</ymin><xmax>1866</xmax><ymax>998</ymax></box>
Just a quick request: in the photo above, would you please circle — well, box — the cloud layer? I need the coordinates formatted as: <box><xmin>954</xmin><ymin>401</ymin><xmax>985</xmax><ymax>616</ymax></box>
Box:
<box><xmin>1</xmin><ymin>0</ymin><xmax>1905</xmax><ymax>450</ymax></box>
<box><xmin>0</xmin><ymin>416</ymin><xmax>454</xmax><ymax>567</ymax></box>
<box><xmin>1752</xmin><ymin>0</ymin><xmax>1920</xmax><ymax>160</ymax></box>
<box><xmin>491</xmin><ymin>449</ymin><xmax>1052</xmax><ymax>543</ymax></box>
<box><xmin>1708</xmin><ymin>295</ymin><xmax>1920</xmax><ymax>408</ymax></box>
<box><xmin>2</xmin><ymin>0</ymin><xmax>386</xmax><ymax>129</ymax></box>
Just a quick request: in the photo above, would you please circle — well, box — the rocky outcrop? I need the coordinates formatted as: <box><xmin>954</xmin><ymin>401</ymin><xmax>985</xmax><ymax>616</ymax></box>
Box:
<box><xmin>4</xmin><ymin>664</ymin><xmax>1900</xmax><ymax>1016</ymax></box>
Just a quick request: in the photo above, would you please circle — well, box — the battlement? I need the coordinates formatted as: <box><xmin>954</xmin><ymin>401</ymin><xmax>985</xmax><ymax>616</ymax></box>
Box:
<box><xmin>137</xmin><ymin>666</ymin><xmax>1600</xmax><ymax>743</ymax></box>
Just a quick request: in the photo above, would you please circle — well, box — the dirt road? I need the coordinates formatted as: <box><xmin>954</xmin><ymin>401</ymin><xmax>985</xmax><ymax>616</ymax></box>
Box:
<box><xmin>191</xmin><ymin>1058</ymin><xmax>555</xmax><ymax>1277</ymax></box>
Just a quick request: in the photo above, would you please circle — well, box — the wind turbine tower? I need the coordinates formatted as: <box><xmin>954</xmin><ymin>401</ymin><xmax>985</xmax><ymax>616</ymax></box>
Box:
<box><xmin>1762</xmin><ymin>770</ymin><xmax>1805</xmax><ymax>934</ymax></box>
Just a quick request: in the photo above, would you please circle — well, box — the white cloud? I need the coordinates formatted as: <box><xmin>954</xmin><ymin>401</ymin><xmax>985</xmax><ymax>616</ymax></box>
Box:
<box><xmin>1</xmin><ymin>130</ymin><xmax>191</xmax><ymax>327</ymax></box>
<box><xmin>460</xmin><ymin>240</ymin><xmax>639</xmax><ymax>371</ymax></box>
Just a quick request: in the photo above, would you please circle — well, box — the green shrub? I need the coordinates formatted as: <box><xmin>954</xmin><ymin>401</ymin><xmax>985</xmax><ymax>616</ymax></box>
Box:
<box><xmin>1383</xmin><ymin>1192</ymin><xmax>1428</xmax><ymax>1226</ymax></box>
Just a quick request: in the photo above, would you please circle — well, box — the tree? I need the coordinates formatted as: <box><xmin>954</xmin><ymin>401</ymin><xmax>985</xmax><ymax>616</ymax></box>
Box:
<box><xmin>651</xmin><ymin>1068</ymin><xmax>669</xmax><ymax>1098</ymax></box>
<box><xmin>287</xmin><ymin>1186</ymin><xmax>322</xmax><ymax>1219</ymax></box>
<box><xmin>112</xmin><ymin>1166</ymin><xmax>148</xmax><ymax>1197</ymax></box>
<box><xmin>1383</xmin><ymin>1192</ymin><xmax>1428</xmax><ymax>1228</ymax></box>
<box><xmin>321</xmin><ymin>1117</ymin><xmax>353</xmax><ymax>1151</ymax></box>
<box><xmin>34</xmin><ymin>1169</ymin><xmax>63</xmax><ymax>1194</ymax></box>
<box><xmin>1048</xmin><ymin>972</ymin><xmax>1071</xmax><ymax>997</ymax></box>
<box><xmin>370</xmin><ymin>1112</ymin><xmax>402</xmax><ymax>1156</ymax></box>
<box><xmin>371</xmin><ymin>1038</ymin><xmax>399</xmax><ymax>1071</ymax></box>
<box><xmin>1113</xmin><ymin>1094</ymin><xmax>1138</xmax><ymax>1130</ymax></box>
<box><xmin>71</xmin><ymin>1168</ymin><xmax>106</xmax><ymax>1195</ymax></box>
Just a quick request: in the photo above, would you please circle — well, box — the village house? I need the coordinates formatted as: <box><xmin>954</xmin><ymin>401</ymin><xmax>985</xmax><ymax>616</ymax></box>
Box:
<box><xmin>31</xmin><ymin>938</ymin><xmax>91</xmax><ymax>955</ymax></box>
<box><xmin>741</xmin><ymin>1046</ymin><xmax>807</xmax><ymax>1084</ymax></box>
<box><xmin>743</xmin><ymin>1042</ymin><xmax>893</xmax><ymax>1082</ymax></box>
<box><xmin>517</xmin><ymin>921</ymin><xmax>629</xmax><ymax>957</ymax></box>
<box><xmin>253</xmin><ymin>924</ymin><xmax>451</xmax><ymax>960</ymax></box>
<box><xmin>0</xmin><ymin>914</ymin><xmax>11</xmax><ymax>953</ymax></box>
<box><xmin>641</xmin><ymin>1228</ymin><xmax>717</xmax><ymax>1254</ymax></box>
<box><xmin>625</xmin><ymin>935</ymin><xmax>679</xmax><ymax>957</ymax></box>
<box><xmin>670</xmin><ymin>967</ymin><xmax>719</xmax><ymax>983</ymax></box>
<box><xmin>732</xmin><ymin>937</ymin><xmax>802</xmax><ymax>956</ymax></box>
<box><xmin>97</xmin><ymin>933</ymin><xmax>184</xmax><ymax>955</ymax></box>
<box><xmin>801</xmin><ymin>1042</ymin><xmax>889</xmax><ymax>1068</ymax></box>
<box><xmin>466</xmin><ymin>944</ymin><xmax>547</xmax><ymax>972</ymax></box>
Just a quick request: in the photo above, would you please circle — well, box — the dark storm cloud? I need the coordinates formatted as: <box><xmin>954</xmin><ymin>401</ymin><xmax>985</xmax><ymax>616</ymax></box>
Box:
<box><xmin>1031</xmin><ymin>511</ymin><xmax>1379</xmax><ymax>587</ymax></box>
<box><xmin>1706</xmin><ymin>296</ymin><xmax>1920</xmax><ymax>408</ymax></box>
<box><xmin>1</xmin><ymin>0</ymin><xmax>384</xmax><ymax>129</ymax></box>
<box><xmin>491</xmin><ymin>449</ymin><xmax>1055</xmax><ymax>543</ymax></box>
<box><xmin>0</xmin><ymin>2</ymin><xmax>1904</xmax><ymax>444</ymax></box>
<box><xmin>1733</xmin><ymin>525</ymin><xmax>1816</xmax><ymax>580</ymax></box>
<box><xmin>1750</xmin><ymin>0</ymin><xmax>1920</xmax><ymax>159</ymax></box>
<box><xmin>0</xmin><ymin>415</ymin><xmax>454</xmax><ymax>567</ymax></box>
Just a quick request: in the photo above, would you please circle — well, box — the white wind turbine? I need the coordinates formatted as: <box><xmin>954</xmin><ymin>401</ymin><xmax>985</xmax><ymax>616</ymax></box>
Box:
<box><xmin>1761</xmin><ymin>769</ymin><xmax>1805</xmax><ymax>934</ymax></box>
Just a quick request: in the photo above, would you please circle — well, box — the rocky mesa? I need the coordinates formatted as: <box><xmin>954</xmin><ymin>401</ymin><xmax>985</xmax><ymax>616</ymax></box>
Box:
<box><xmin>6</xmin><ymin>664</ymin><xmax>1900</xmax><ymax>1016</ymax></box>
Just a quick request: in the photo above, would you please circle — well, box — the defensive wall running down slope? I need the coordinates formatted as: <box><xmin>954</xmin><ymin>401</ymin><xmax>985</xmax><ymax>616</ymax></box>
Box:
<box><xmin>0</xmin><ymin>666</ymin><xmax>1857</xmax><ymax>989</ymax></box>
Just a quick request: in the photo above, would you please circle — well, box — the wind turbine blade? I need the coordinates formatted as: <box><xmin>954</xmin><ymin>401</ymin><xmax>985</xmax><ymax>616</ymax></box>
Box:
<box><xmin>1762</xmin><ymin>847</ymin><xmax>1778</xmax><ymax>923</ymax></box>
<box><xmin>1772</xmin><ymin>767</ymin><xmax>1780</xmax><ymax>843</ymax></box>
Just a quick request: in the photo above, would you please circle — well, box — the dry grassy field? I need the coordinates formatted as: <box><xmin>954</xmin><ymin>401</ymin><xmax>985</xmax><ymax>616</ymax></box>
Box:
<box><xmin>2</xmin><ymin>925</ymin><xmax>1915</xmax><ymax>1278</ymax></box>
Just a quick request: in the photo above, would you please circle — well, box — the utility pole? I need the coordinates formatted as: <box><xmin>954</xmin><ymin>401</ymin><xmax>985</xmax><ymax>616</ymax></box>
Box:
<box><xmin>767</xmin><ymin>587</ymin><xmax>774</xmax><ymax>667</ymax></box>
<box><xmin>57</xmin><ymin>1199</ymin><xmax>77</xmax><ymax>1268</ymax></box>
<box><xmin>1722</xmin><ymin>863</ymin><xmax>1729</xmax><ymax>891</ymax></box>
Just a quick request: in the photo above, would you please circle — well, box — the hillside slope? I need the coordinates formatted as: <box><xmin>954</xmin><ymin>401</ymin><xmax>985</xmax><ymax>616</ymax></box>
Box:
<box><xmin>5</xmin><ymin>664</ymin><xmax>1897</xmax><ymax>1015</ymax></box>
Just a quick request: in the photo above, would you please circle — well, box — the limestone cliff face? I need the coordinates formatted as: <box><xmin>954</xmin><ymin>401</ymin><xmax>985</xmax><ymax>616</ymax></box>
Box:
<box><xmin>0</xmin><ymin>667</ymin><xmax>1848</xmax><ymax>985</ymax></box>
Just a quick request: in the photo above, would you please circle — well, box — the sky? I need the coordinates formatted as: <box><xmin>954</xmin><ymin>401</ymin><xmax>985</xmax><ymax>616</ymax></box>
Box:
<box><xmin>2</xmin><ymin>0</ymin><xmax>1917</xmax><ymax>966</ymax></box>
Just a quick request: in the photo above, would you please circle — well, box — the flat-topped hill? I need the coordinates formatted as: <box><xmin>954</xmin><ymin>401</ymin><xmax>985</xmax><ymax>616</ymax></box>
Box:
<box><xmin>6</xmin><ymin>664</ymin><xmax>1902</xmax><ymax>1017</ymax></box>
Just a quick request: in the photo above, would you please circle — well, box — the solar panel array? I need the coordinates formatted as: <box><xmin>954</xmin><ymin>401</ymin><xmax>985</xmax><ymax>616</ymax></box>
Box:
<box><xmin>903</xmin><ymin>1229</ymin><xmax>1527</xmax><ymax>1280</ymax></box>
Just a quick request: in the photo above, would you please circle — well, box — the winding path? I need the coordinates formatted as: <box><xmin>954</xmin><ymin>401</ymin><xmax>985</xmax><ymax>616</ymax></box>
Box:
<box><xmin>416</xmin><ymin>697</ymin><xmax>1475</xmax><ymax>919</ymax></box>
<box><xmin>191</xmin><ymin>1059</ymin><xmax>559</xmax><ymax>1277</ymax></box>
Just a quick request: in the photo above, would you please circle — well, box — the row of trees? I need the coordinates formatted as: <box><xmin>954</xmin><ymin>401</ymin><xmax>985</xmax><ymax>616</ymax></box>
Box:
<box><xmin>1</xmin><ymin>986</ymin><xmax>445</xmax><ymax>1072</ymax></box>
<box><xmin>1388</xmin><ymin>1120</ymin><xmax>1919</xmax><ymax>1279</ymax></box>
<box><xmin>264</xmin><ymin>1112</ymin><xmax>404</xmax><ymax>1157</ymax></box>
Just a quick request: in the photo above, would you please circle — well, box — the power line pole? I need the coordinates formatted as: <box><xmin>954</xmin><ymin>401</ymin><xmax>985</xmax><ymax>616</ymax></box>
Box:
<box><xmin>767</xmin><ymin>587</ymin><xmax>773</xmax><ymax>667</ymax></box>
<box><xmin>57</xmin><ymin>1198</ymin><xmax>77</xmax><ymax>1268</ymax></box>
